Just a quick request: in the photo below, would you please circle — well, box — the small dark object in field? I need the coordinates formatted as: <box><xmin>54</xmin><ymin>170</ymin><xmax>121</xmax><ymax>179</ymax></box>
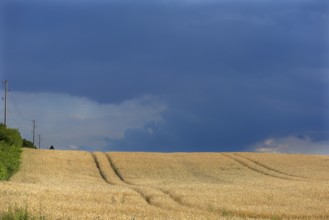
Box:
<box><xmin>50</xmin><ymin>145</ymin><xmax>55</xmax><ymax>150</ymax></box>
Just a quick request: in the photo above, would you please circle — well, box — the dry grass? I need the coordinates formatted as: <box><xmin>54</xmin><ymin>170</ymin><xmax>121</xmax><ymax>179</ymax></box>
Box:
<box><xmin>234</xmin><ymin>152</ymin><xmax>329</xmax><ymax>180</ymax></box>
<box><xmin>107</xmin><ymin>152</ymin><xmax>329</xmax><ymax>219</ymax></box>
<box><xmin>0</xmin><ymin>149</ymin><xmax>328</xmax><ymax>219</ymax></box>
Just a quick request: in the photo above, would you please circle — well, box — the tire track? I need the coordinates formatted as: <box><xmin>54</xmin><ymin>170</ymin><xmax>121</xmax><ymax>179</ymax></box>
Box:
<box><xmin>91</xmin><ymin>153</ymin><xmax>111</xmax><ymax>184</ymax></box>
<box><xmin>234</xmin><ymin>153</ymin><xmax>308</xmax><ymax>180</ymax></box>
<box><xmin>92</xmin><ymin>152</ymin><xmax>151</xmax><ymax>205</ymax></box>
<box><xmin>92</xmin><ymin>152</ymin><xmax>123</xmax><ymax>185</ymax></box>
<box><xmin>106</xmin><ymin>153</ymin><xmax>126</xmax><ymax>183</ymax></box>
<box><xmin>93</xmin><ymin>152</ymin><xmax>191</xmax><ymax>210</ymax></box>
<box><xmin>222</xmin><ymin>153</ymin><xmax>303</xmax><ymax>181</ymax></box>
<box><xmin>106</xmin><ymin>153</ymin><xmax>193</xmax><ymax>210</ymax></box>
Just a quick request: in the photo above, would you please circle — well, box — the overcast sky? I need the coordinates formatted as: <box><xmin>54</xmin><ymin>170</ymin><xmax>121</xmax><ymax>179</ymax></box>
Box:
<box><xmin>0</xmin><ymin>0</ymin><xmax>328</xmax><ymax>153</ymax></box>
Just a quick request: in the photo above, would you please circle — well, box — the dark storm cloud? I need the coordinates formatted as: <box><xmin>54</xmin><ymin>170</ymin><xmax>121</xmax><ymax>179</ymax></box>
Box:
<box><xmin>2</xmin><ymin>0</ymin><xmax>329</xmax><ymax>152</ymax></box>
<box><xmin>108</xmin><ymin>70</ymin><xmax>329</xmax><ymax>152</ymax></box>
<box><xmin>4</xmin><ymin>1</ymin><xmax>328</xmax><ymax>99</ymax></box>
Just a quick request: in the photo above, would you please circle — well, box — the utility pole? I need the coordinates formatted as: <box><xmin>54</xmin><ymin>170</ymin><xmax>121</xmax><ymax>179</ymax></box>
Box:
<box><xmin>38</xmin><ymin>134</ymin><xmax>41</xmax><ymax>149</ymax></box>
<box><xmin>3</xmin><ymin>80</ymin><xmax>8</xmax><ymax>126</ymax></box>
<box><xmin>32</xmin><ymin>120</ymin><xmax>36</xmax><ymax>146</ymax></box>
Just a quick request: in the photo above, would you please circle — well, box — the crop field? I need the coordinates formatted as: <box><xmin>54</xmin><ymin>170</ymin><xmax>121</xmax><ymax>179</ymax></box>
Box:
<box><xmin>0</xmin><ymin>149</ymin><xmax>329</xmax><ymax>219</ymax></box>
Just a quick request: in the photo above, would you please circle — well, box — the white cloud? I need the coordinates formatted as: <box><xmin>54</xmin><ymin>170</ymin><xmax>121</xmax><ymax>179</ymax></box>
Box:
<box><xmin>252</xmin><ymin>135</ymin><xmax>329</xmax><ymax>155</ymax></box>
<box><xmin>3</xmin><ymin>92</ymin><xmax>166</xmax><ymax>150</ymax></box>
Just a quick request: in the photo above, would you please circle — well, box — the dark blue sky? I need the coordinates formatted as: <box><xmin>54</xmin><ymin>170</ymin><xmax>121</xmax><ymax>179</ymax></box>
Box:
<box><xmin>1</xmin><ymin>0</ymin><xmax>329</xmax><ymax>153</ymax></box>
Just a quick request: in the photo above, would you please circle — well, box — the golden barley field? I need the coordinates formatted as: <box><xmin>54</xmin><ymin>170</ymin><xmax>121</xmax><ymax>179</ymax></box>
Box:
<box><xmin>0</xmin><ymin>149</ymin><xmax>329</xmax><ymax>219</ymax></box>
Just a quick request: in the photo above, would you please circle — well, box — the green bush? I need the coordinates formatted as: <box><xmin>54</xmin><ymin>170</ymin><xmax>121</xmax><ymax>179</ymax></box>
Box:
<box><xmin>0</xmin><ymin>124</ymin><xmax>23</xmax><ymax>148</ymax></box>
<box><xmin>23</xmin><ymin>139</ymin><xmax>36</xmax><ymax>149</ymax></box>
<box><xmin>0</xmin><ymin>143</ymin><xmax>22</xmax><ymax>180</ymax></box>
<box><xmin>0</xmin><ymin>162</ymin><xmax>8</xmax><ymax>180</ymax></box>
<box><xmin>0</xmin><ymin>124</ymin><xmax>23</xmax><ymax>181</ymax></box>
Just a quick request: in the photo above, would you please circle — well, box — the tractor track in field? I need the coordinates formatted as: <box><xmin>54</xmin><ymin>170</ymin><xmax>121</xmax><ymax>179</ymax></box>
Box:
<box><xmin>91</xmin><ymin>153</ymin><xmax>111</xmax><ymax>184</ymax></box>
<box><xmin>91</xmin><ymin>152</ymin><xmax>151</xmax><ymax>205</ymax></box>
<box><xmin>91</xmin><ymin>152</ymin><xmax>191</xmax><ymax>210</ymax></box>
<box><xmin>106</xmin><ymin>153</ymin><xmax>126</xmax><ymax>182</ymax></box>
<box><xmin>234</xmin><ymin>153</ymin><xmax>309</xmax><ymax>180</ymax></box>
<box><xmin>222</xmin><ymin>153</ymin><xmax>306</xmax><ymax>181</ymax></box>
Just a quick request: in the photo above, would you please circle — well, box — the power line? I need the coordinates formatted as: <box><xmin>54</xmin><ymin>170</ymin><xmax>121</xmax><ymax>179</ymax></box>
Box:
<box><xmin>7</xmin><ymin>91</ymin><xmax>32</xmax><ymax>132</ymax></box>
<box><xmin>32</xmin><ymin>120</ymin><xmax>36</xmax><ymax>146</ymax></box>
<box><xmin>6</xmin><ymin>106</ymin><xmax>22</xmax><ymax>129</ymax></box>
<box><xmin>8</xmin><ymin>91</ymin><xmax>30</xmax><ymax>122</ymax></box>
<box><xmin>7</xmin><ymin>106</ymin><xmax>32</xmax><ymax>140</ymax></box>
<box><xmin>2</xmin><ymin>80</ymin><xmax>8</xmax><ymax>126</ymax></box>
<box><xmin>38</xmin><ymin>134</ymin><xmax>41</xmax><ymax>149</ymax></box>
<box><xmin>5</xmin><ymin>85</ymin><xmax>40</xmax><ymax>143</ymax></box>
<box><xmin>1</xmin><ymin>82</ymin><xmax>43</xmax><ymax>146</ymax></box>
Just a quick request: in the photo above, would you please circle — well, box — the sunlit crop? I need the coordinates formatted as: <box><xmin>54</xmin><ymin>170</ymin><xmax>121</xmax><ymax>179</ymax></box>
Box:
<box><xmin>0</xmin><ymin>149</ymin><xmax>328</xmax><ymax>219</ymax></box>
